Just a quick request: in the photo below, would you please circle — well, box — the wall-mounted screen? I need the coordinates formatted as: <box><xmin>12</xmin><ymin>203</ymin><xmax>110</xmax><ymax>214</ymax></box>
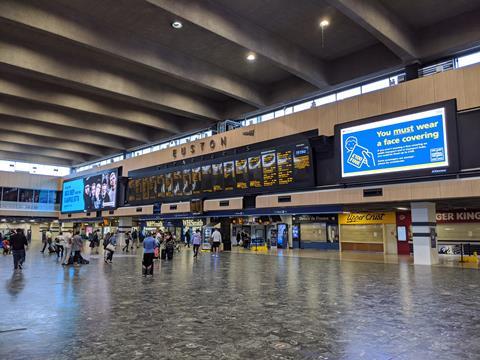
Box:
<box><xmin>335</xmin><ymin>100</ymin><xmax>458</xmax><ymax>183</ymax></box>
<box><xmin>61</xmin><ymin>168</ymin><xmax>119</xmax><ymax>213</ymax></box>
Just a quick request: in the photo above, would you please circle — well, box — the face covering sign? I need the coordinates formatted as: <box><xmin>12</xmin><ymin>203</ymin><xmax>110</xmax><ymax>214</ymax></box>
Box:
<box><xmin>340</xmin><ymin>107</ymin><xmax>449</xmax><ymax>178</ymax></box>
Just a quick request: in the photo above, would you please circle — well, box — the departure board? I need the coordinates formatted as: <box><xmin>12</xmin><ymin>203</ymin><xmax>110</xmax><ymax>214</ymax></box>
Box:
<box><xmin>183</xmin><ymin>169</ymin><xmax>192</xmax><ymax>195</ymax></box>
<box><xmin>277</xmin><ymin>149</ymin><xmax>293</xmax><ymax>185</ymax></box>
<box><xmin>127</xmin><ymin>141</ymin><xmax>314</xmax><ymax>204</ymax></box>
<box><xmin>156</xmin><ymin>174</ymin><xmax>165</xmax><ymax>199</ymax></box>
<box><xmin>212</xmin><ymin>163</ymin><xmax>224</xmax><ymax>192</ymax></box>
<box><xmin>224</xmin><ymin>161</ymin><xmax>235</xmax><ymax>191</ymax></box>
<box><xmin>235</xmin><ymin>159</ymin><xmax>248</xmax><ymax>189</ymax></box>
<box><xmin>201</xmin><ymin>164</ymin><xmax>212</xmax><ymax>193</ymax></box>
<box><xmin>173</xmin><ymin>171</ymin><xmax>182</xmax><ymax>196</ymax></box>
<box><xmin>293</xmin><ymin>144</ymin><xmax>311</xmax><ymax>183</ymax></box>
<box><xmin>165</xmin><ymin>172</ymin><xmax>173</xmax><ymax>197</ymax></box>
<box><xmin>261</xmin><ymin>151</ymin><xmax>277</xmax><ymax>187</ymax></box>
<box><xmin>192</xmin><ymin>166</ymin><xmax>201</xmax><ymax>195</ymax></box>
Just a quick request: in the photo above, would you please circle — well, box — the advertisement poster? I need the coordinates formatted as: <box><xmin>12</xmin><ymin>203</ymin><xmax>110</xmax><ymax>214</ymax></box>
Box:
<box><xmin>156</xmin><ymin>174</ymin><xmax>165</xmax><ymax>199</ymax></box>
<box><xmin>235</xmin><ymin>159</ymin><xmax>248</xmax><ymax>189</ymax></box>
<box><xmin>201</xmin><ymin>164</ymin><xmax>213</xmax><ymax>193</ymax></box>
<box><xmin>293</xmin><ymin>145</ymin><xmax>311</xmax><ymax>182</ymax></box>
<box><xmin>173</xmin><ymin>171</ymin><xmax>183</xmax><ymax>196</ymax></box>
<box><xmin>248</xmin><ymin>156</ymin><xmax>262</xmax><ymax>188</ymax></box>
<box><xmin>223</xmin><ymin>161</ymin><xmax>235</xmax><ymax>191</ymax></box>
<box><xmin>340</xmin><ymin>107</ymin><xmax>448</xmax><ymax>178</ymax></box>
<box><xmin>165</xmin><ymin>172</ymin><xmax>173</xmax><ymax>197</ymax></box>
<box><xmin>191</xmin><ymin>167</ymin><xmax>202</xmax><ymax>194</ymax></box>
<box><xmin>182</xmin><ymin>169</ymin><xmax>192</xmax><ymax>195</ymax></box>
<box><xmin>212</xmin><ymin>163</ymin><xmax>224</xmax><ymax>192</ymax></box>
<box><xmin>61</xmin><ymin>178</ymin><xmax>85</xmax><ymax>212</ymax></box>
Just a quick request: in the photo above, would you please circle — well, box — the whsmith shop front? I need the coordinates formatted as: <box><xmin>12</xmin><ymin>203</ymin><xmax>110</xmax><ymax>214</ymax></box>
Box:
<box><xmin>338</xmin><ymin>212</ymin><xmax>397</xmax><ymax>254</ymax></box>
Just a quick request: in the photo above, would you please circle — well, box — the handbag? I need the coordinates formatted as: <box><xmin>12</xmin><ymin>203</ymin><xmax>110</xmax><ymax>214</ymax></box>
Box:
<box><xmin>106</xmin><ymin>243</ymin><xmax>116</xmax><ymax>252</ymax></box>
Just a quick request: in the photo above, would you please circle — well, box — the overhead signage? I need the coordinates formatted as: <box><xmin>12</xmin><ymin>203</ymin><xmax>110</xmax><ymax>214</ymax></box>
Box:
<box><xmin>127</xmin><ymin>142</ymin><xmax>313</xmax><ymax>205</ymax></box>
<box><xmin>436</xmin><ymin>210</ymin><xmax>480</xmax><ymax>223</ymax></box>
<box><xmin>172</xmin><ymin>136</ymin><xmax>227</xmax><ymax>159</ymax></box>
<box><xmin>339</xmin><ymin>212</ymin><xmax>396</xmax><ymax>225</ymax></box>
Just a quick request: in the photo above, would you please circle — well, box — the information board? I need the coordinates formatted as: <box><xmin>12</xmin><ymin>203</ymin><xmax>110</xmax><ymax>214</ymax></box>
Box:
<box><xmin>336</xmin><ymin>100</ymin><xmax>458</xmax><ymax>182</ymax></box>
<box><xmin>127</xmin><ymin>141</ymin><xmax>314</xmax><ymax>204</ymax></box>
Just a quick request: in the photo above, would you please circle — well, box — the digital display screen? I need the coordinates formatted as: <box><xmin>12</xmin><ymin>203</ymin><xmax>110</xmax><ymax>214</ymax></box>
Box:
<box><xmin>192</xmin><ymin>167</ymin><xmax>201</xmax><ymax>195</ymax></box>
<box><xmin>127</xmin><ymin>142</ymin><xmax>314</xmax><ymax>204</ymax></box>
<box><xmin>223</xmin><ymin>161</ymin><xmax>235</xmax><ymax>191</ymax></box>
<box><xmin>61</xmin><ymin>168</ymin><xmax>119</xmax><ymax>213</ymax></box>
<box><xmin>277</xmin><ymin>149</ymin><xmax>293</xmax><ymax>185</ymax></box>
<box><xmin>212</xmin><ymin>163</ymin><xmax>224</xmax><ymax>192</ymax></box>
<box><xmin>248</xmin><ymin>156</ymin><xmax>262</xmax><ymax>188</ymax></box>
<box><xmin>235</xmin><ymin>159</ymin><xmax>248</xmax><ymax>189</ymax></box>
<box><xmin>340</xmin><ymin>106</ymin><xmax>453</xmax><ymax>179</ymax></box>
<box><xmin>261</xmin><ymin>151</ymin><xmax>277</xmax><ymax>187</ymax></box>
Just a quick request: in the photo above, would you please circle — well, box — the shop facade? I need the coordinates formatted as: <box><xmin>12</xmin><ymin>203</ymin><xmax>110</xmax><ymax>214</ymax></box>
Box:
<box><xmin>338</xmin><ymin>212</ymin><xmax>397</xmax><ymax>254</ymax></box>
<box><xmin>291</xmin><ymin>215</ymin><xmax>339</xmax><ymax>250</ymax></box>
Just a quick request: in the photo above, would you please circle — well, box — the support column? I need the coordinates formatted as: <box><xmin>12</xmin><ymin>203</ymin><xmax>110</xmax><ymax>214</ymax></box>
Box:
<box><xmin>61</xmin><ymin>222</ymin><xmax>74</xmax><ymax>234</ymax></box>
<box><xmin>118</xmin><ymin>217</ymin><xmax>132</xmax><ymax>248</ymax></box>
<box><xmin>411</xmin><ymin>202</ymin><xmax>438</xmax><ymax>265</ymax></box>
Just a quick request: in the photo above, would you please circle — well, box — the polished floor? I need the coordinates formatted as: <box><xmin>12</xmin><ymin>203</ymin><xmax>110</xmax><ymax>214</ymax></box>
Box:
<box><xmin>1</xmin><ymin>243</ymin><xmax>479</xmax><ymax>360</ymax></box>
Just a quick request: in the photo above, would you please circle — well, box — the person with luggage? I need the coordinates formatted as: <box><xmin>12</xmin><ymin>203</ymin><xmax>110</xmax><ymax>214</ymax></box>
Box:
<box><xmin>211</xmin><ymin>228</ymin><xmax>222</xmax><ymax>256</ymax></box>
<box><xmin>165</xmin><ymin>233</ymin><xmax>175</xmax><ymax>260</ymax></box>
<box><xmin>104</xmin><ymin>232</ymin><xmax>117</xmax><ymax>264</ymax></box>
<box><xmin>72</xmin><ymin>231</ymin><xmax>84</xmax><ymax>265</ymax></box>
<box><xmin>122</xmin><ymin>231</ymin><xmax>132</xmax><ymax>253</ymax></box>
<box><xmin>10</xmin><ymin>228</ymin><xmax>28</xmax><ymax>271</ymax></box>
<box><xmin>192</xmin><ymin>229</ymin><xmax>202</xmax><ymax>258</ymax></box>
<box><xmin>62</xmin><ymin>231</ymin><xmax>73</xmax><ymax>266</ymax></box>
<box><xmin>2</xmin><ymin>237</ymin><xmax>10</xmax><ymax>255</ymax></box>
<box><xmin>142</xmin><ymin>232</ymin><xmax>157</xmax><ymax>276</ymax></box>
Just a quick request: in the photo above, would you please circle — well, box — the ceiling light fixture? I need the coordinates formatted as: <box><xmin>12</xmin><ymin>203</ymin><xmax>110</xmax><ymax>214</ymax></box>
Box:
<box><xmin>171</xmin><ymin>21</ymin><xmax>183</xmax><ymax>29</ymax></box>
<box><xmin>246</xmin><ymin>52</ymin><xmax>256</xmax><ymax>62</ymax></box>
<box><xmin>319</xmin><ymin>19</ymin><xmax>330</xmax><ymax>48</ymax></box>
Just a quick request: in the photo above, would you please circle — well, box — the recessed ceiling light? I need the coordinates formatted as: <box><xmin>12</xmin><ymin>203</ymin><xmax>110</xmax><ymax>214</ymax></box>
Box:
<box><xmin>396</xmin><ymin>207</ymin><xmax>410</xmax><ymax>211</ymax></box>
<box><xmin>246</xmin><ymin>52</ymin><xmax>256</xmax><ymax>62</ymax></box>
<box><xmin>171</xmin><ymin>21</ymin><xmax>183</xmax><ymax>29</ymax></box>
<box><xmin>319</xmin><ymin>19</ymin><xmax>330</xmax><ymax>28</ymax></box>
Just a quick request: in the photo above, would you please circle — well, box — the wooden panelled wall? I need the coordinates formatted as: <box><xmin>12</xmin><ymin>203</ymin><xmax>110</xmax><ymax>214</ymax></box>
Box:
<box><xmin>70</xmin><ymin>63</ymin><xmax>480</xmax><ymax>180</ymax></box>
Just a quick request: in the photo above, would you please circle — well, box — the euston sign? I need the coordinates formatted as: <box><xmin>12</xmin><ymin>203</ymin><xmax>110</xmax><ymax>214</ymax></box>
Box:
<box><xmin>172</xmin><ymin>136</ymin><xmax>227</xmax><ymax>159</ymax></box>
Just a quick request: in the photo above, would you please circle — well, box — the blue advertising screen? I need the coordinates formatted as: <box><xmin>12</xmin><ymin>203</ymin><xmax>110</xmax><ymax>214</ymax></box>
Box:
<box><xmin>61</xmin><ymin>179</ymin><xmax>85</xmax><ymax>212</ymax></box>
<box><xmin>340</xmin><ymin>107</ymin><xmax>449</xmax><ymax>178</ymax></box>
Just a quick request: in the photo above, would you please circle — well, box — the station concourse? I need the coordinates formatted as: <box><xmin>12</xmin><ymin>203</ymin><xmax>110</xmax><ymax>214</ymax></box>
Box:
<box><xmin>1</xmin><ymin>1</ymin><xmax>480</xmax><ymax>359</ymax></box>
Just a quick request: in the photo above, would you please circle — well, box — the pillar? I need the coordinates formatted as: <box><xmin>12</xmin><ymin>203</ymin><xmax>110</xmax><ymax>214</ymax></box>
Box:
<box><xmin>61</xmin><ymin>222</ymin><xmax>74</xmax><ymax>234</ymax></box>
<box><xmin>411</xmin><ymin>202</ymin><xmax>438</xmax><ymax>265</ymax></box>
<box><xmin>280</xmin><ymin>215</ymin><xmax>293</xmax><ymax>249</ymax></box>
<box><xmin>118</xmin><ymin>217</ymin><xmax>133</xmax><ymax>248</ymax></box>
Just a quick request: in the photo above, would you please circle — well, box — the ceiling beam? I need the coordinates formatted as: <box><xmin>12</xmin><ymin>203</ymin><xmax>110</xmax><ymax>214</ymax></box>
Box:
<box><xmin>0</xmin><ymin>130</ymin><xmax>107</xmax><ymax>158</ymax></box>
<box><xmin>0</xmin><ymin>150</ymin><xmax>73</xmax><ymax>167</ymax></box>
<box><xmin>419</xmin><ymin>8</ymin><xmax>480</xmax><ymax>60</ymax></box>
<box><xmin>0</xmin><ymin>72</ymin><xmax>183</xmax><ymax>134</ymax></box>
<box><xmin>0</xmin><ymin>0</ymin><xmax>267</xmax><ymax>108</ymax></box>
<box><xmin>325</xmin><ymin>0</ymin><xmax>418</xmax><ymax>62</ymax></box>
<box><xmin>0</xmin><ymin>25</ymin><xmax>224</xmax><ymax>121</ymax></box>
<box><xmin>0</xmin><ymin>141</ymin><xmax>89</xmax><ymax>163</ymax></box>
<box><xmin>0</xmin><ymin>115</ymin><xmax>128</xmax><ymax>151</ymax></box>
<box><xmin>146</xmin><ymin>0</ymin><xmax>329</xmax><ymax>88</ymax></box>
<box><xmin>0</xmin><ymin>96</ymin><xmax>155</xmax><ymax>143</ymax></box>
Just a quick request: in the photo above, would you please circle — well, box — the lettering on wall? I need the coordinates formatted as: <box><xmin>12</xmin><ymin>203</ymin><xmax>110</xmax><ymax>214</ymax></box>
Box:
<box><xmin>172</xmin><ymin>136</ymin><xmax>227</xmax><ymax>159</ymax></box>
<box><xmin>436</xmin><ymin>211</ymin><xmax>480</xmax><ymax>223</ymax></box>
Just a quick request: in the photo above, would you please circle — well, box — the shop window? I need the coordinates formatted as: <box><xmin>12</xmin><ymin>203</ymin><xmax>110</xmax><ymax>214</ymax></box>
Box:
<box><xmin>2</xmin><ymin>187</ymin><xmax>18</xmax><ymax>202</ymax></box>
<box><xmin>300</xmin><ymin>223</ymin><xmax>327</xmax><ymax>242</ymax></box>
<box><xmin>437</xmin><ymin>223</ymin><xmax>480</xmax><ymax>241</ymax></box>
<box><xmin>340</xmin><ymin>224</ymin><xmax>384</xmax><ymax>244</ymax></box>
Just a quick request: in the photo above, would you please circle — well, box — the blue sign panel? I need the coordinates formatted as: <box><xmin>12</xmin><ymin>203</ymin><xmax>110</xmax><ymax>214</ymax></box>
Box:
<box><xmin>340</xmin><ymin>107</ymin><xmax>449</xmax><ymax>178</ymax></box>
<box><xmin>61</xmin><ymin>178</ymin><xmax>85</xmax><ymax>212</ymax></box>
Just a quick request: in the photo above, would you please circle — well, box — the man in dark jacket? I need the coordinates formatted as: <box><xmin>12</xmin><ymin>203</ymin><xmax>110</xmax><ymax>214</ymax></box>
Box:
<box><xmin>11</xmin><ymin>229</ymin><xmax>28</xmax><ymax>270</ymax></box>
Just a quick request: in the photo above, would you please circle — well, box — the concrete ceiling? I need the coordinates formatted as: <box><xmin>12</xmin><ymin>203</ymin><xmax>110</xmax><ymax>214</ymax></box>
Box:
<box><xmin>0</xmin><ymin>0</ymin><xmax>479</xmax><ymax>167</ymax></box>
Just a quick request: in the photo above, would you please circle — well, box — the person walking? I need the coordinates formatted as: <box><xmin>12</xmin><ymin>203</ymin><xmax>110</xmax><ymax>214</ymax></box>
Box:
<box><xmin>104</xmin><ymin>232</ymin><xmax>117</xmax><ymax>263</ymax></box>
<box><xmin>122</xmin><ymin>231</ymin><xmax>132</xmax><ymax>253</ymax></box>
<box><xmin>27</xmin><ymin>229</ymin><xmax>32</xmax><ymax>244</ymax></box>
<box><xmin>142</xmin><ymin>232</ymin><xmax>156</xmax><ymax>276</ymax></box>
<box><xmin>10</xmin><ymin>228</ymin><xmax>28</xmax><ymax>271</ymax></box>
<box><xmin>72</xmin><ymin>231</ymin><xmax>83</xmax><ymax>265</ymax></box>
<box><xmin>185</xmin><ymin>229</ymin><xmax>191</xmax><ymax>248</ymax></box>
<box><xmin>211</xmin><ymin>228</ymin><xmax>222</xmax><ymax>256</ymax></box>
<box><xmin>131</xmin><ymin>229</ymin><xmax>138</xmax><ymax>250</ymax></box>
<box><xmin>192</xmin><ymin>229</ymin><xmax>202</xmax><ymax>258</ymax></box>
<box><xmin>89</xmin><ymin>229</ymin><xmax>100</xmax><ymax>255</ymax></box>
<box><xmin>54</xmin><ymin>232</ymin><xmax>65</xmax><ymax>260</ymax></box>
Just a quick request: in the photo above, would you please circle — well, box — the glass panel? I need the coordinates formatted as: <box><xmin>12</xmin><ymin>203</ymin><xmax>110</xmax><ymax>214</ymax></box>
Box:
<box><xmin>336</xmin><ymin>87</ymin><xmax>361</xmax><ymax>100</ymax></box>
<box><xmin>3</xmin><ymin>187</ymin><xmax>18</xmax><ymax>202</ymax></box>
<box><xmin>314</xmin><ymin>94</ymin><xmax>336</xmax><ymax>106</ymax></box>
<box><xmin>274</xmin><ymin>109</ymin><xmax>285</xmax><ymax>118</ymax></box>
<box><xmin>19</xmin><ymin>189</ymin><xmax>34</xmax><ymax>202</ymax></box>
<box><xmin>361</xmin><ymin>78</ymin><xmax>390</xmax><ymax>94</ymax></box>
<box><xmin>293</xmin><ymin>101</ymin><xmax>313</xmax><ymax>113</ymax></box>
<box><xmin>457</xmin><ymin>51</ymin><xmax>480</xmax><ymax>68</ymax></box>
<box><xmin>37</xmin><ymin>190</ymin><xmax>49</xmax><ymax>203</ymax></box>
<box><xmin>260</xmin><ymin>112</ymin><xmax>274</xmax><ymax>122</ymax></box>
<box><xmin>0</xmin><ymin>160</ymin><xmax>15</xmax><ymax>172</ymax></box>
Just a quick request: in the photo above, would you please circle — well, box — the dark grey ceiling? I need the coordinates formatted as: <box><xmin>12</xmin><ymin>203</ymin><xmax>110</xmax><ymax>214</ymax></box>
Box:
<box><xmin>0</xmin><ymin>0</ymin><xmax>479</xmax><ymax>166</ymax></box>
